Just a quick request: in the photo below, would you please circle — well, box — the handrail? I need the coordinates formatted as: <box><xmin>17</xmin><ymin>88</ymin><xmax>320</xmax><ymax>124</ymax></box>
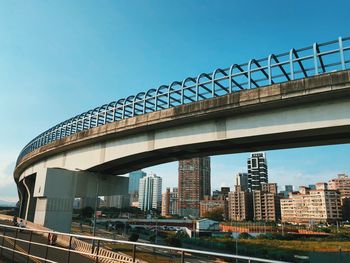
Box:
<box><xmin>16</xmin><ymin>36</ymin><xmax>350</xmax><ymax>164</ymax></box>
<box><xmin>0</xmin><ymin>223</ymin><xmax>290</xmax><ymax>263</ymax></box>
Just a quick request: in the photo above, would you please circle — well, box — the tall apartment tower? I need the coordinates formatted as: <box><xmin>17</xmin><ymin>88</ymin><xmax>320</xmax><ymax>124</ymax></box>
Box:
<box><xmin>170</xmin><ymin>187</ymin><xmax>179</xmax><ymax>215</ymax></box>
<box><xmin>247</xmin><ymin>152</ymin><xmax>268</xmax><ymax>191</ymax></box>
<box><xmin>252</xmin><ymin>183</ymin><xmax>280</xmax><ymax>222</ymax></box>
<box><xmin>161</xmin><ymin>188</ymin><xmax>171</xmax><ymax>217</ymax></box>
<box><xmin>138</xmin><ymin>173</ymin><xmax>162</xmax><ymax>211</ymax></box>
<box><xmin>178</xmin><ymin>157</ymin><xmax>211</xmax><ymax>217</ymax></box>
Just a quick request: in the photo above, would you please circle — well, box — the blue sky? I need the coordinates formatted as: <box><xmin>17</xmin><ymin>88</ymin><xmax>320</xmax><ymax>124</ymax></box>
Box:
<box><xmin>0</xmin><ymin>0</ymin><xmax>349</xmax><ymax>202</ymax></box>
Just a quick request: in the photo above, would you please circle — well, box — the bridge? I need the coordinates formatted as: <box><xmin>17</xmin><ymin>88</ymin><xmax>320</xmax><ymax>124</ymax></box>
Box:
<box><xmin>14</xmin><ymin>37</ymin><xmax>350</xmax><ymax>232</ymax></box>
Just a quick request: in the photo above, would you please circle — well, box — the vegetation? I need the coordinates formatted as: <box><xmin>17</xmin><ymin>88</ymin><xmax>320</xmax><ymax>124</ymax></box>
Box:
<box><xmin>164</xmin><ymin>235</ymin><xmax>182</xmax><ymax>247</ymax></box>
<box><xmin>149</xmin><ymin>234</ymin><xmax>156</xmax><ymax>243</ymax></box>
<box><xmin>203</xmin><ymin>207</ymin><xmax>224</xmax><ymax>221</ymax></box>
<box><xmin>238</xmin><ymin>232</ymin><xmax>253</xmax><ymax>239</ymax></box>
<box><xmin>81</xmin><ymin>206</ymin><xmax>94</xmax><ymax>219</ymax></box>
<box><xmin>128</xmin><ymin>232</ymin><xmax>140</xmax><ymax>242</ymax></box>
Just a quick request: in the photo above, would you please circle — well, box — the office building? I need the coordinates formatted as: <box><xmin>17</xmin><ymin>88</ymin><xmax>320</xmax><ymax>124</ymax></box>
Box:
<box><xmin>178</xmin><ymin>157</ymin><xmax>211</xmax><ymax>217</ymax></box>
<box><xmin>128</xmin><ymin>170</ymin><xmax>147</xmax><ymax>203</ymax></box>
<box><xmin>105</xmin><ymin>195</ymin><xmax>130</xmax><ymax>209</ymax></box>
<box><xmin>280</xmin><ymin>185</ymin><xmax>294</xmax><ymax>198</ymax></box>
<box><xmin>247</xmin><ymin>152</ymin><xmax>268</xmax><ymax>191</ymax></box>
<box><xmin>236</xmin><ymin>173</ymin><xmax>249</xmax><ymax>191</ymax></box>
<box><xmin>281</xmin><ymin>184</ymin><xmax>342</xmax><ymax>224</ymax></box>
<box><xmin>213</xmin><ymin>187</ymin><xmax>230</xmax><ymax>198</ymax></box>
<box><xmin>138</xmin><ymin>173</ymin><xmax>162</xmax><ymax>211</ymax></box>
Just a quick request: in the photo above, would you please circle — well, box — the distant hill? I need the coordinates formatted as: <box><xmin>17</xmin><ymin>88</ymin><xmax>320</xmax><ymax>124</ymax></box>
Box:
<box><xmin>0</xmin><ymin>200</ymin><xmax>16</xmax><ymax>207</ymax></box>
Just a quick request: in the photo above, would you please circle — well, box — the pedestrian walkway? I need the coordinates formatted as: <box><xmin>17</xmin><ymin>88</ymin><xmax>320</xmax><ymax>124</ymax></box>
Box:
<box><xmin>0</xmin><ymin>220</ymin><xmax>94</xmax><ymax>263</ymax></box>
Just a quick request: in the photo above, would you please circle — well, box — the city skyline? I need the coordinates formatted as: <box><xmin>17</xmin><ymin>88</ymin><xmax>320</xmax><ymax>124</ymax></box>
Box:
<box><xmin>1</xmin><ymin>1</ymin><xmax>350</xmax><ymax>202</ymax></box>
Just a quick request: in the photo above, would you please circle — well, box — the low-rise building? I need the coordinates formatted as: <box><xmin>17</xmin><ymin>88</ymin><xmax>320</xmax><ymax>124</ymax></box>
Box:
<box><xmin>199</xmin><ymin>196</ymin><xmax>228</xmax><ymax>219</ymax></box>
<box><xmin>281</xmin><ymin>184</ymin><xmax>342</xmax><ymax>224</ymax></box>
<box><xmin>196</xmin><ymin>219</ymin><xmax>220</xmax><ymax>231</ymax></box>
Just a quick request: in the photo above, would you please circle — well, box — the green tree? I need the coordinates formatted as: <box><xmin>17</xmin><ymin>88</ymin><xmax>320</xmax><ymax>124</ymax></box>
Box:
<box><xmin>238</xmin><ymin>232</ymin><xmax>253</xmax><ymax>239</ymax></box>
<box><xmin>149</xmin><ymin>234</ymin><xmax>156</xmax><ymax>243</ymax></box>
<box><xmin>203</xmin><ymin>207</ymin><xmax>224</xmax><ymax>221</ymax></box>
<box><xmin>82</xmin><ymin>206</ymin><xmax>94</xmax><ymax>219</ymax></box>
<box><xmin>128</xmin><ymin>232</ymin><xmax>140</xmax><ymax>242</ymax></box>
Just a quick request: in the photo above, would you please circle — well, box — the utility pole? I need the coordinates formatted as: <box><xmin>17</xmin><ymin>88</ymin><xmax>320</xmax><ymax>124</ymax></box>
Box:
<box><xmin>93</xmin><ymin>175</ymin><xmax>100</xmax><ymax>237</ymax></box>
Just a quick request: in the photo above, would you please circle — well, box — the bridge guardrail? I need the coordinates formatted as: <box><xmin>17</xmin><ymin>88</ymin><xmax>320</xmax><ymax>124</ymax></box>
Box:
<box><xmin>0</xmin><ymin>222</ymin><xmax>291</xmax><ymax>263</ymax></box>
<box><xmin>17</xmin><ymin>36</ymin><xmax>350</xmax><ymax>164</ymax></box>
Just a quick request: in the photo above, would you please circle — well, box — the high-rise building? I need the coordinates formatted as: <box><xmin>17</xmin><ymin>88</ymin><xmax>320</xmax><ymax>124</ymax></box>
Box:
<box><xmin>235</xmin><ymin>173</ymin><xmax>249</xmax><ymax>192</ymax></box>
<box><xmin>161</xmin><ymin>188</ymin><xmax>171</xmax><ymax>217</ymax></box>
<box><xmin>128</xmin><ymin>170</ymin><xmax>147</xmax><ymax>193</ymax></box>
<box><xmin>170</xmin><ymin>187</ymin><xmax>179</xmax><ymax>215</ymax></box>
<box><xmin>281</xmin><ymin>185</ymin><xmax>342</xmax><ymax>223</ymax></box>
<box><xmin>178</xmin><ymin>157</ymin><xmax>211</xmax><ymax>217</ymax></box>
<box><xmin>138</xmin><ymin>173</ymin><xmax>162</xmax><ymax>211</ymax></box>
<box><xmin>252</xmin><ymin>183</ymin><xmax>281</xmax><ymax>222</ymax></box>
<box><xmin>105</xmin><ymin>195</ymin><xmax>130</xmax><ymax>209</ymax></box>
<box><xmin>161</xmin><ymin>187</ymin><xmax>179</xmax><ymax>216</ymax></box>
<box><xmin>128</xmin><ymin>170</ymin><xmax>146</xmax><ymax>203</ymax></box>
<box><xmin>247</xmin><ymin>153</ymin><xmax>268</xmax><ymax>191</ymax></box>
<box><xmin>280</xmin><ymin>185</ymin><xmax>294</xmax><ymax>198</ymax></box>
<box><xmin>213</xmin><ymin>187</ymin><xmax>230</xmax><ymax>198</ymax></box>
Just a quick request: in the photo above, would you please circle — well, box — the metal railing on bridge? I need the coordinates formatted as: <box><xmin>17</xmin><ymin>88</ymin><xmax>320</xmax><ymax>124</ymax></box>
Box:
<box><xmin>17</xmin><ymin>36</ymin><xmax>350</xmax><ymax>164</ymax></box>
<box><xmin>0</xmin><ymin>223</ymin><xmax>290</xmax><ymax>263</ymax></box>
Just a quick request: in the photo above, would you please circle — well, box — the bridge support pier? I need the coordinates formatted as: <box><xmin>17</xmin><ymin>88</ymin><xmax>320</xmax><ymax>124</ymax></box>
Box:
<box><xmin>19</xmin><ymin>168</ymin><xmax>128</xmax><ymax>233</ymax></box>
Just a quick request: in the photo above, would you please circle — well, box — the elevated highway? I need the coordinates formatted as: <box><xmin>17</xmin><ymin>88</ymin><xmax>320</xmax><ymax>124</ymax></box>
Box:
<box><xmin>14</xmin><ymin>37</ymin><xmax>350</xmax><ymax>232</ymax></box>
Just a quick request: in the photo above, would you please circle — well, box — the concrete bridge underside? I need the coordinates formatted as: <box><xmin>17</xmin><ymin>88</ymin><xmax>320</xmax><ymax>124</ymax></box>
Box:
<box><xmin>14</xmin><ymin>70</ymin><xmax>350</xmax><ymax>232</ymax></box>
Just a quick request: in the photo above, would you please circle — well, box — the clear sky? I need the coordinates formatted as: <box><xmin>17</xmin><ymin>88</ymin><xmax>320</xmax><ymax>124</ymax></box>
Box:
<box><xmin>0</xmin><ymin>0</ymin><xmax>349</xmax><ymax>202</ymax></box>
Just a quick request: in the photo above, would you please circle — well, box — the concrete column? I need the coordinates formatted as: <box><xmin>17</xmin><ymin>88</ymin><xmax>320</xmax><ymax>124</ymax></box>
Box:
<box><xmin>30</xmin><ymin>168</ymin><xmax>128</xmax><ymax>232</ymax></box>
<box><xmin>17</xmin><ymin>182</ymin><xmax>27</xmax><ymax>219</ymax></box>
<box><xmin>23</xmin><ymin>175</ymin><xmax>37</xmax><ymax>222</ymax></box>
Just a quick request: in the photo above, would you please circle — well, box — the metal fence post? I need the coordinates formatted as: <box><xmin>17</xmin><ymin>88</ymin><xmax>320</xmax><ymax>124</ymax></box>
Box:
<box><xmin>132</xmin><ymin>244</ymin><xmax>136</xmax><ymax>262</ymax></box>
<box><xmin>12</xmin><ymin>228</ymin><xmax>18</xmax><ymax>262</ymax></box>
<box><xmin>339</xmin><ymin>37</ymin><xmax>346</xmax><ymax>70</ymax></box>
<box><xmin>181</xmin><ymin>250</ymin><xmax>185</xmax><ymax>263</ymax></box>
<box><xmin>26</xmin><ymin>231</ymin><xmax>33</xmax><ymax>263</ymax></box>
<box><xmin>0</xmin><ymin>227</ymin><xmax>6</xmax><ymax>256</ymax></box>
<box><xmin>45</xmin><ymin>232</ymin><xmax>50</xmax><ymax>261</ymax></box>
<box><xmin>95</xmin><ymin>240</ymin><xmax>100</xmax><ymax>263</ymax></box>
<box><xmin>67</xmin><ymin>236</ymin><xmax>73</xmax><ymax>263</ymax></box>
